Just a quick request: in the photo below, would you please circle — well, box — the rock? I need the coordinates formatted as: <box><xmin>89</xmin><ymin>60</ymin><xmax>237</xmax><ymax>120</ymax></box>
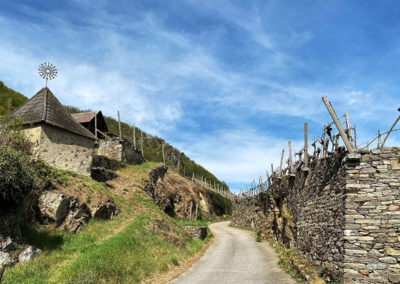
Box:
<box><xmin>0</xmin><ymin>251</ymin><xmax>16</xmax><ymax>267</ymax></box>
<box><xmin>183</xmin><ymin>226</ymin><xmax>208</xmax><ymax>240</ymax></box>
<box><xmin>389</xmin><ymin>273</ymin><xmax>400</xmax><ymax>284</ymax></box>
<box><xmin>89</xmin><ymin>200</ymin><xmax>117</xmax><ymax>219</ymax></box>
<box><xmin>90</xmin><ymin>167</ymin><xmax>118</xmax><ymax>182</ymax></box>
<box><xmin>388</xmin><ymin>205</ymin><xmax>400</xmax><ymax>211</ymax></box>
<box><xmin>63</xmin><ymin>200</ymin><xmax>92</xmax><ymax>233</ymax></box>
<box><xmin>18</xmin><ymin>246</ymin><xmax>42</xmax><ymax>263</ymax></box>
<box><xmin>38</xmin><ymin>192</ymin><xmax>70</xmax><ymax>223</ymax></box>
<box><xmin>0</xmin><ymin>236</ymin><xmax>14</xmax><ymax>251</ymax></box>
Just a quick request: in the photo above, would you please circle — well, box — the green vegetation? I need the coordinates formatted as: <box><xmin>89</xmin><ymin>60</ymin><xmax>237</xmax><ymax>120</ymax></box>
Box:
<box><xmin>0</xmin><ymin>80</ymin><xmax>229</xmax><ymax>193</ymax></box>
<box><xmin>0</xmin><ymin>81</ymin><xmax>27</xmax><ymax>115</ymax></box>
<box><xmin>3</xmin><ymin>167</ymin><xmax>211</xmax><ymax>284</ymax></box>
<box><xmin>208</xmin><ymin>190</ymin><xmax>232</xmax><ymax>215</ymax></box>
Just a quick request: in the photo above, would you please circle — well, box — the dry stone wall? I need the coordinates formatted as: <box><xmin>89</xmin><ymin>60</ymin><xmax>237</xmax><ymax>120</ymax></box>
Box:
<box><xmin>96</xmin><ymin>138</ymin><xmax>143</xmax><ymax>164</ymax></box>
<box><xmin>232</xmin><ymin>148</ymin><xmax>400</xmax><ymax>283</ymax></box>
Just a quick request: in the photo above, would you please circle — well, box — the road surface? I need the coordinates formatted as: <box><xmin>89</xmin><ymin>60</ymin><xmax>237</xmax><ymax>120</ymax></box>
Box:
<box><xmin>169</xmin><ymin>221</ymin><xmax>295</xmax><ymax>284</ymax></box>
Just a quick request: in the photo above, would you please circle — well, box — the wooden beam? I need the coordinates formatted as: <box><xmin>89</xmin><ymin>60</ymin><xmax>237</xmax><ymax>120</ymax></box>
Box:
<box><xmin>304</xmin><ymin>122</ymin><xmax>309</xmax><ymax>167</ymax></box>
<box><xmin>322</xmin><ymin>125</ymin><xmax>327</xmax><ymax>158</ymax></box>
<box><xmin>271</xmin><ymin>164</ymin><xmax>274</xmax><ymax>177</ymax></box>
<box><xmin>279</xmin><ymin>149</ymin><xmax>285</xmax><ymax>177</ymax></box>
<box><xmin>322</xmin><ymin>96</ymin><xmax>354</xmax><ymax>153</ymax></box>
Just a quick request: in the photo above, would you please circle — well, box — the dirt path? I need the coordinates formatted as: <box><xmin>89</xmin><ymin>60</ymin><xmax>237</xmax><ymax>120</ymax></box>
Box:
<box><xmin>168</xmin><ymin>221</ymin><xmax>295</xmax><ymax>284</ymax></box>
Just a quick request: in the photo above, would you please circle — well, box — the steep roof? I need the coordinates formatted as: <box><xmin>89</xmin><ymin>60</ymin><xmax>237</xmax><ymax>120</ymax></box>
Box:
<box><xmin>71</xmin><ymin>111</ymin><xmax>98</xmax><ymax>123</ymax></box>
<box><xmin>12</xmin><ymin>87</ymin><xmax>96</xmax><ymax>139</ymax></box>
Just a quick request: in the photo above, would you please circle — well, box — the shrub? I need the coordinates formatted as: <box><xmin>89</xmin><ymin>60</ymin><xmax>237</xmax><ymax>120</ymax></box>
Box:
<box><xmin>0</xmin><ymin>146</ymin><xmax>36</xmax><ymax>203</ymax></box>
<box><xmin>208</xmin><ymin>190</ymin><xmax>232</xmax><ymax>216</ymax></box>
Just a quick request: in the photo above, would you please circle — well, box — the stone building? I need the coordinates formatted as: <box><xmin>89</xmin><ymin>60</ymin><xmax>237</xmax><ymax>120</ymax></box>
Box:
<box><xmin>71</xmin><ymin>111</ymin><xmax>108</xmax><ymax>139</ymax></box>
<box><xmin>12</xmin><ymin>87</ymin><xmax>96</xmax><ymax>175</ymax></box>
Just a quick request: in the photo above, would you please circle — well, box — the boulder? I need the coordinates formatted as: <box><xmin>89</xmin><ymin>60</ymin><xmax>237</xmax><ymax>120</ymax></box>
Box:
<box><xmin>89</xmin><ymin>200</ymin><xmax>117</xmax><ymax>219</ymax></box>
<box><xmin>183</xmin><ymin>226</ymin><xmax>208</xmax><ymax>240</ymax></box>
<box><xmin>91</xmin><ymin>167</ymin><xmax>118</xmax><ymax>182</ymax></box>
<box><xmin>0</xmin><ymin>251</ymin><xmax>16</xmax><ymax>267</ymax></box>
<box><xmin>63</xmin><ymin>199</ymin><xmax>92</xmax><ymax>233</ymax></box>
<box><xmin>38</xmin><ymin>192</ymin><xmax>70</xmax><ymax>223</ymax></box>
<box><xmin>18</xmin><ymin>246</ymin><xmax>42</xmax><ymax>263</ymax></box>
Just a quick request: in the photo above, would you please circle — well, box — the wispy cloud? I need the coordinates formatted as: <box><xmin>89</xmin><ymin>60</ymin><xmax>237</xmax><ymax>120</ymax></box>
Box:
<box><xmin>1</xmin><ymin>1</ymin><xmax>400</xmax><ymax>192</ymax></box>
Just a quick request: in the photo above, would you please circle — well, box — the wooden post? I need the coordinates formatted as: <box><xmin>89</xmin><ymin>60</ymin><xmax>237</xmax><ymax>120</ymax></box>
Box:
<box><xmin>322</xmin><ymin>96</ymin><xmax>354</xmax><ymax>153</ymax></box>
<box><xmin>304</xmin><ymin>122</ymin><xmax>309</xmax><ymax>168</ymax></box>
<box><xmin>183</xmin><ymin>200</ymin><xmax>186</xmax><ymax>220</ymax></box>
<box><xmin>266</xmin><ymin>170</ymin><xmax>271</xmax><ymax>186</ymax></box>
<box><xmin>132</xmin><ymin>124</ymin><xmax>136</xmax><ymax>150</ymax></box>
<box><xmin>162</xmin><ymin>142</ymin><xmax>166</xmax><ymax>168</ymax></box>
<box><xmin>117</xmin><ymin>110</ymin><xmax>122</xmax><ymax>140</ymax></box>
<box><xmin>271</xmin><ymin>164</ymin><xmax>274</xmax><ymax>177</ymax></box>
<box><xmin>322</xmin><ymin>125</ymin><xmax>327</xmax><ymax>158</ymax></box>
<box><xmin>94</xmin><ymin>112</ymin><xmax>98</xmax><ymax>138</ymax></box>
<box><xmin>192</xmin><ymin>172</ymin><xmax>194</xmax><ymax>184</ymax></box>
<box><xmin>195</xmin><ymin>203</ymin><xmax>198</xmax><ymax>221</ymax></box>
<box><xmin>382</xmin><ymin>114</ymin><xmax>400</xmax><ymax>147</ymax></box>
<box><xmin>344</xmin><ymin>112</ymin><xmax>353</xmax><ymax>144</ymax></box>
<box><xmin>378</xmin><ymin>130</ymin><xmax>382</xmax><ymax>148</ymax></box>
<box><xmin>288</xmin><ymin>141</ymin><xmax>293</xmax><ymax>173</ymax></box>
<box><xmin>279</xmin><ymin>149</ymin><xmax>285</xmax><ymax>177</ymax></box>
<box><xmin>140</xmin><ymin>131</ymin><xmax>144</xmax><ymax>155</ymax></box>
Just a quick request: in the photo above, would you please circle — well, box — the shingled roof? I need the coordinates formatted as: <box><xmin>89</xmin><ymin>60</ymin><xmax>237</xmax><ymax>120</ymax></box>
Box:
<box><xmin>12</xmin><ymin>87</ymin><xmax>96</xmax><ymax>139</ymax></box>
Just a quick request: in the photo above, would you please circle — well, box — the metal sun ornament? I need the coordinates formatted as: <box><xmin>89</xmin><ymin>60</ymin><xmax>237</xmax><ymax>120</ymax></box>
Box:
<box><xmin>38</xmin><ymin>62</ymin><xmax>58</xmax><ymax>87</ymax></box>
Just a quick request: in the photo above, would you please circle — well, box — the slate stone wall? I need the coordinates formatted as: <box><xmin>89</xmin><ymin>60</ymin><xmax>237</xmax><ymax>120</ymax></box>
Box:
<box><xmin>96</xmin><ymin>138</ymin><xmax>143</xmax><ymax>164</ymax></box>
<box><xmin>232</xmin><ymin>148</ymin><xmax>400</xmax><ymax>283</ymax></box>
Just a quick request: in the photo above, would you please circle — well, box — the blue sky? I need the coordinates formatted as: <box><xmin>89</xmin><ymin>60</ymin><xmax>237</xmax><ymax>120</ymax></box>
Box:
<box><xmin>1</xmin><ymin>1</ymin><xmax>400</xmax><ymax>192</ymax></box>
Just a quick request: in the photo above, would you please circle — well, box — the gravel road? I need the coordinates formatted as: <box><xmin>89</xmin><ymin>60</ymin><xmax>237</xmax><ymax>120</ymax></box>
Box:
<box><xmin>169</xmin><ymin>221</ymin><xmax>295</xmax><ymax>284</ymax></box>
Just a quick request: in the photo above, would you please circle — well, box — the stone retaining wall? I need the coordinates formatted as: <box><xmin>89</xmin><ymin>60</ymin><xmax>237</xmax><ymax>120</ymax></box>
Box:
<box><xmin>232</xmin><ymin>148</ymin><xmax>400</xmax><ymax>283</ymax></box>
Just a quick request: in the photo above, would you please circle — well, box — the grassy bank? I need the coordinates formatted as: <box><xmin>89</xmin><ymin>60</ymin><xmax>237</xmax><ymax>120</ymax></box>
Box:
<box><xmin>2</xmin><ymin>163</ymin><xmax>211</xmax><ymax>284</ymax></box>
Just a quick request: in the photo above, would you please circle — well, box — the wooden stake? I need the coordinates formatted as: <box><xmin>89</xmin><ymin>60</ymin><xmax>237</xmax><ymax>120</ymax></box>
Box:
<box><xmin>266</xmin><ymin>170</ymin><xmax>271</xmax><ymax>186</ymax></box>
<box><xmin>322</xmin><ymin>125</ymin><xmax>327</xmax><ymax>158</ymax></box>
<box><xmin>162</xmin><ymin>142</ymin><xmax>166</xmax><ymax>168</ymax></box>
<box><xmin>132</xmin><ymin>124</ymin><xmax>136</xmax><ymax>150</ymax></box>
<box><xmin>322</xmin><ymin>96</ymin><xmax>354</xmax><ymax>153</ymax></box>
<box><xmin>195</xmin><ymin>203</ymin><xmax>198</xmax><ymax>220</ymax></box>
<box><xmin>382</xmin><ymin>114</ymin><xmax>400</xmax><ymax>147</ymax></box>
<box><xmin>117</xmin><ymin>110</ymin><xmax>122</xmax><ymax>140</ymax></box>
<box><xmin>304</xmin><ymin>122</ymin><xmax>309</xmax><ymax>168</ymax></box>
<box><xmin>288</xmin><ymin>141</ymin><xmax>293</xmax><ymax>173</ymax></box>
<box><xmin>344</xmin><ymin>112</ymin><xmax>353</xmax><ymax>144</ymax></box>
<box><xmin>279</xmin><ymin>149</ymin><xmax>285</xmax><ymax>177</ymax></box>
<box><xmin>192</xmin><ymin>172</ymin><xmax>194</xmax><ymax>184</ymax></box>
<box><xmin>271</xmin><ymin>164</ymin><xmax>274</xmax><ymax>177</ymax></box>
<box><xmin>94</xmin><ymin>112</ymin><xmax>98</xmax><ymax>138</ymax></box>
<box><xmin>378</xmin><ymin>130</ymin><xmax>382</xmax><ymax>148</ymax></box>
<box><xmin>140</xmin><ymin>131</ymin><xmax>144</xmax><ymax>155</ymax></box>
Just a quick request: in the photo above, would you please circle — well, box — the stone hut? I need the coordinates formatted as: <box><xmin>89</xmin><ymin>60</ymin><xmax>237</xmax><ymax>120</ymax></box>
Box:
<box><xmin>12</xmin><ymin>87</ymin><xmax>96</xmax><ymax>175</ymax></box>
<box><xmin>71</xmin><ymin>111</ymin><xmax>108</xmax><ymax>139</ymax></box>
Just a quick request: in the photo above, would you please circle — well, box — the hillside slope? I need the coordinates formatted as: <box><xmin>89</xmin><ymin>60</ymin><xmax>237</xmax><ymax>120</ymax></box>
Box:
<box><xmin>0</xmin><ymin>80</ymin><xmax>229</xmax><ymax>192</ymax></box>
<box><xmin>2</xmin><ymin>162</ymin><xmax>216</xmax><ymax>283</ymax></box>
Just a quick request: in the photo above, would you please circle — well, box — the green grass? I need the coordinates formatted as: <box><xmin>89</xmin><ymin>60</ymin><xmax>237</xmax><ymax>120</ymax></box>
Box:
<box><xmin>2</xmin><ymin>166</ymin><xmax>209</xmax><ymax>284</ymax></box>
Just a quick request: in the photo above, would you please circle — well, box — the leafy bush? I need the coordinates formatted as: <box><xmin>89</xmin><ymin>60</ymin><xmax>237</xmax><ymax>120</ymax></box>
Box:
<box><xmin>0</xmin><ymin>146</ymin><xmax>36</xmax><ymax>203</ymax></box>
